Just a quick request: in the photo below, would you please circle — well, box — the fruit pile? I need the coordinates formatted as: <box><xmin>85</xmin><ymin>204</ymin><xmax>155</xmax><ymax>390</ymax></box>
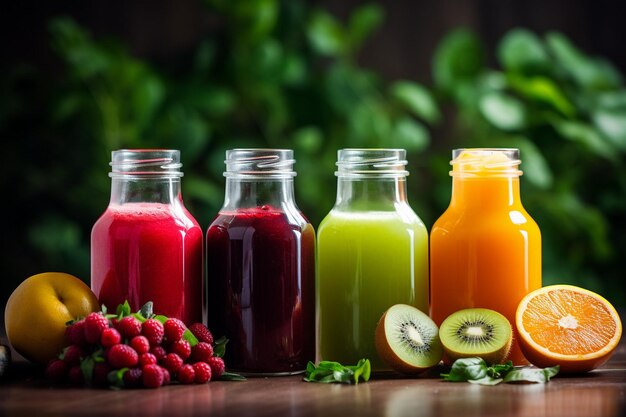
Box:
<box><xmin>44</xmin><ymin>301</ymin><xmax>230</xmax><ymax>388</ymax></box>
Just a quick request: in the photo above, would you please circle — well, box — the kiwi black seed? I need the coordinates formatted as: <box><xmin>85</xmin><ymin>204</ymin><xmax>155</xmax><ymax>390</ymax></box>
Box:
<box><xmin>375</xmin><ymin>304</ymin><xmax>443</xmax><ymax>374</ymax></box>
<box><xmin>439</xmin><ymin>308</ymin><xmax>513</xmax><ymax>364</ymax></box>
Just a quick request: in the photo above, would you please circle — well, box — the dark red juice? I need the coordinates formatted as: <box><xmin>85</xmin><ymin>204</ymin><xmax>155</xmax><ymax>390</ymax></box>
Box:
<box><xmin>206</xmin><ymin>206</ymin><xmax>315</xmax><ymax>374</ymax></box>
<box><xmin>91</xmin><ymin>203</ymin><xmax>203</xmax><ymax>324</ymax></box>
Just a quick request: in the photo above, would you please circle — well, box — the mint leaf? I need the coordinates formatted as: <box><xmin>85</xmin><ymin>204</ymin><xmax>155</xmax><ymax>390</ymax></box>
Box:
<box><xmin>116</xmin><ymin>301</ymin><xmax>132</xmax><ymax>318</ymax></box>
<box><xmin>304</xmin><ymin>359</ymin><xmax>371</xmax><ymax>385</ymax></box>
<box><xmin>468</xmin><ymin>376</ymin><xmax>502</xmax><ymax>385</ymax></box>
<box><xmin>441</xmin><ymin>357</ymin><xmax>488</xmax><ymax>381</ymax></box>
<box><xmin>503</xmin><ymin>366</ymin><xmax>560</xmax><ymax>383</ymax></box>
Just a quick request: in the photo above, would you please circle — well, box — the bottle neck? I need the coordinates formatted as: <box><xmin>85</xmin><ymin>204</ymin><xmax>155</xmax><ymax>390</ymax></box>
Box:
<box><xmin>110</xmin><ymin>178</ymin><xmax>182</xmax><ymax>206</ymax></box>
<box><xmin>335</xmin><ymin>177</ymin><xmax>408</xmax><ymax>211</ymax></box>
<box><xmin>450</xmin><ymin>176</ymin><xmax>521</xmax><ymax>209</ymax></box>
<box><xmin>223</xmin><ymin>178</ymin><xmax>296</xmax><ymax>210</ymax></box>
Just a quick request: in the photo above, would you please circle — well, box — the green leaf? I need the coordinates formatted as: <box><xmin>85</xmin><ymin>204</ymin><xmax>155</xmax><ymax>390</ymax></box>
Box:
<box><xmin>479</xmin><ymin>92</ymin><xmax>526</xmax><ymax>130</ymax></box>
<box><xmin>347</xmin><ymin>3</ymin><xmax>384</xmax><ymax>51</ymax></box>
<box><xmin>153</xmin><ymin>315</ymin><xmax>168</xmax><ymax>324</ymax></box>
<box><xmin>183</xmin><ymin>329</ymin><xmax>199</xmax><ymax>347</ymax></box>
<box><xmin>552</xmin><ymin>119</ymin><xmax>616</xmax><ymax>160</ymax></box>
<box><xmin>503</xmin><ymin>366</ymin><xmax>559</xmax><ymax>383</ymax></box>
<box><xmin>546</xmin><ymin>32</ymin><xmax>622</xmax><ymax>90</ymax></box>
<box><xmin>80</xmin><ymin>356</ymin><xmax>95</xmax><ymax>383</ymax></box>
<box><xmin>390</xmin><ymin>81</ymin><xmax>441</xmax><ymax>124</ymax></box>
<box><xmin>592</xmin><ymin>109</ymin><xmax>626</xmax><ymax>150</ymax></box>
<box><xmin>115</xmin><ymin>301</ymin><xmax>132</xmax><ymax>319</ymax></box>
<box><xmin>139</xmin><ymin>302</ymin><xmax>154</xmax><ymax>319</ymax></box>
<box><xmin>441</xmin><ymin>357</ymin><xmax>488</xmax><ymax>382</ymax></box>
<box><xmin>498</xmin><ymin>28</ymin><xmax>549</xmax><ymax>74</ymax></box>
<box><xmin>292</xmin><ymin>126</ymin><xmax>323</xmax><ymax>153</ymax></box>
<box><xmin>468</xmin><ymin>376</ymin><xmax>502</xmax><ymax>386</ymax></box>
<box><xmin>391</xmin><ymin>117</ymin><xmax>429</xmax><ymax>151</ymax></box>
<box><xmin>107</xmin><ymin>367</ymin><xmax>128</xmax><ymax>389</ymax></box>
<box><xmin>213</xmin><ymin>336</ymin><xmax>229</xmax><ymax>358</ymax></box>
<box><xmin>304</xmin><ymin>359</ymin><xmax>371</xmax><ymax>385</ymax></box>
<box><xmin>308</xmin><ymin>11</ymin><xmax>346</xmax><ymax>56</ymax></box>
<box><xmin>433</xmin><ymin>29</ymin><xmax>485</xmax><ymax>92</ymax></box>
<box><xmin>219</xmin><ymin>371</ymin><xmax>247</xmax><ymax>381</ymax></box>
<box><xmin>508</xmin><ymin>75</ymin><xmax>575</xmax><ymax>116</ymax></box>
<box><xmin>507</xmin><ymin>137</ymin><xmax>553</xmax><ymax>189</ymax></box>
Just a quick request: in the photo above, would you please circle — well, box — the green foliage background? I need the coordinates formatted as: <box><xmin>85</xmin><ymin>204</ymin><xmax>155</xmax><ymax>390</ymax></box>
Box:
<box><xmin>1</xmin><ymin>1</ymin><xmax>625</xmax><ymax>307</ymax></box>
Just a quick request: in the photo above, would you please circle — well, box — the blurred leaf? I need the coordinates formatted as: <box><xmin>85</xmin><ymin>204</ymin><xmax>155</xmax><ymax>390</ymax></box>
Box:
<box><xmin>507</xmin><ymin>136</ymin><xmax>553</xmax><ymax>189</ymax></box>
<box><xmin>433</xmin><ymin>29</ymin><xmax>484</xmax><ymax>92</ymax></box>
<box><xmin>193</xmin><ymin>40</ymin><xmax>217</xmax><ymax>73</ymax></box>
<box><xmin>546</xmin><ymin>32</ymin><xmax>622</xmax><ymax>90</ymax></box>
<box><xmin>508</xmin><ymin>75</ymin><xmax>574</xmax><ymax>116</ymax></box>
<box><xmin>391</xmin><ymin>117</ymin><xmax>429</xmax><ymax>151</ymax></box>
<box><xmin>498</xmin><ymin>28</ymin><xmax>549</xmax><ymax>74</ymax></box>
<box><xmin>479</xmin><ymin>92</ymin><xmax>526</xmax><ymax>130</ymax></box>
<box><xmin>596</xmin><ymin>90</ymin><xmax>626</xmax><ymax>110</ymax></box>
<box><xmin>293</xmin><ymin>126</ymin><xmax>323</xmax><ymax>153</ymax></box>
<box><xmin>390</xmin><ymin>81</ymin><xmax>441</xmax><ymax>124</ymax></box>
<box><xmin>184</xmin><ymin>175</ymin><xmax>223</xmax><ymax>207</ymax></box>
<box><xmin>552</xmin><ymin>120</ymin><xmax>616</xmax><ymax>160</ymax></box>
<box><xmin>347</xmin><ymin>3</ymin><xmax>384</xmax><ymax>51</ymax></box>
<box><xmin>308</xmin><ymin>11</ymin><xmax>346</xmax><ymax>56</ymax></box>
<box><xmin>592</xmin><ymin>109</ymin><xmax>626</xmax><ymax>150</ymax></box>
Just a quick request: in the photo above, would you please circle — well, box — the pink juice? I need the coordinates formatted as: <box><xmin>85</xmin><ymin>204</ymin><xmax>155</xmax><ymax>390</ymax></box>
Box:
<box><xmin>206</xmin><ymin>206</ymin><xmax>315</xmax><ymax>374</ymax></box>
<box><xmin>91</xmin><ymin>202</ymin><xmax>203</xmax><ymax>324</ymax></box>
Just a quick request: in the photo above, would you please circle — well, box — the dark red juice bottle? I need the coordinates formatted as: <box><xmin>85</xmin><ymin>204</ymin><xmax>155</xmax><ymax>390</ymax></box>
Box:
<box><xmin>206</xmin><ymin>149</ymin><xmax>315</xmax><ymax>374</ymax></box>
<box><xmin>91</xmin><ymin>150</ymin><xmax>203</xmax><ymax>324</ymax></box>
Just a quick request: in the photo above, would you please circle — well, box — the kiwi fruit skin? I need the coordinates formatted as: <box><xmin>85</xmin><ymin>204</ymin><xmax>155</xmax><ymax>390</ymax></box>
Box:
<box><xmin>375</xmin><ymin>304</ymin><xmax>443</xmax><ymax>374</ymax></box>
<box><xmin>440</xmin><ymin>308</ymin><xmax>513</xmax><ymax>365</ymax></box>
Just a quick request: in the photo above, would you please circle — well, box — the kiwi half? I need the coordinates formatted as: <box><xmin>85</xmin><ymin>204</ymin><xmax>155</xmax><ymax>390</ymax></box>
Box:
<box><xmin>375</xmin><ymin>304</ymin><xmax>443</xmax><ymax>374</ymax></box>
<box><xmin>439</xmin><ymin>308</ymin><xmax>513</xmax><ymax>364</ymax></box>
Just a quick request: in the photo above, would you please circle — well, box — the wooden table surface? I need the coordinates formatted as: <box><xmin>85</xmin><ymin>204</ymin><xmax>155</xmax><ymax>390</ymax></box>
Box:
<box><xmin>1</xmin><ymin>341</ymin><xmax>625</xmax><ymax>417</ymax></box>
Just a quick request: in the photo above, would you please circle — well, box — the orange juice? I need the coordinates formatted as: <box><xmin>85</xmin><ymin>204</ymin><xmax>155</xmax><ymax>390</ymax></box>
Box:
<box><xmin>430</xmin><ymin>149</ymin><xmax>541</xmax><ymax>365</ymax></box>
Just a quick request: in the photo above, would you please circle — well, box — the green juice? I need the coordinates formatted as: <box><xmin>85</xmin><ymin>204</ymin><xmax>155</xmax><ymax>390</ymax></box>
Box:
<box><xmin>316</xmin><ymin>208</ymin><xmax>429</xmax><ymax>371</ymax></box>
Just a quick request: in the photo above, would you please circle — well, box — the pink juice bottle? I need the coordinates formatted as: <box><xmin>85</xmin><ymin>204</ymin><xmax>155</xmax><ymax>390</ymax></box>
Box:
<box><xmin>206</xmin><ymin>149</ymin><xmax>315</xmax><ymax>375</ymax></box>
<box><xmin>91</xmin><ymin>149</ymin><xmax>203</xmax><ymax>324</ymax></box>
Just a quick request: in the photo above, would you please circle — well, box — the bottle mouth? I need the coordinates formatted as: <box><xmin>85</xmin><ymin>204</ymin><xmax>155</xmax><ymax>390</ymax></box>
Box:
<box><xmin>224</xmin><ymin>149</ymin><xmax>296</xmax><ymax>178</ymax></box>
<box><xmin>110</xmin><ymin>149</ymin><xmax>183</xmax><ymax>179</ymax></box>
<box><xmin>450</xmin><ymin>148</ymin><xmax>522</xmax><ymax>178</ymax></box>
<box><xmin>336</xmin><ymin>148</ymin><xmax>409</xmax><ymax>178</ymax></box>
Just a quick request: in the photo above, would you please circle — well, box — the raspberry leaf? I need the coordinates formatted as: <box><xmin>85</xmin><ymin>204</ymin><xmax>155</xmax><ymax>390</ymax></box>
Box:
<box><xmin>139</xmin><ymin>302</ymin><xmax>154</xmax><ymax>319</ymax></box>
<box><xmin>213</xmin><ymin>336</ymin><xmax>229</xmax><ymax>358</ymax></box>
<box><xmin>183</xmin><ymin>329</ymin><xmax>199</xmax><ymax>347</ymax></box>
<box><xmin>116</xmin><ymin>301</ymin><xmax>132</xmax><ymax>318</ymax></box>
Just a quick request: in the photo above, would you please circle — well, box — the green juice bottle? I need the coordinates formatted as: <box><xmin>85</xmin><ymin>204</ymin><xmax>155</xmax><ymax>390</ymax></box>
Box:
<box><xmin>316</xmin><ymin>149</ymin><xmax>429</xmax><ymax>371</ymax></box>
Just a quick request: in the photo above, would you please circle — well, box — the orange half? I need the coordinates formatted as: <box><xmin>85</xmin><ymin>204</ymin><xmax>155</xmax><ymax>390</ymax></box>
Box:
<box><xmin>516</xmin><ymin>284</ymin><xmax>622</xmax><ymax>373</ymax></box>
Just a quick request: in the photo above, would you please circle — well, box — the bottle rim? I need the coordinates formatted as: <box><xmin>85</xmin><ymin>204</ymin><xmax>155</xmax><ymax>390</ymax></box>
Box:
<box><xmin>335</xmin><ymin>148</ymin><xmax>409</xmax><ymax>178</ymax></box>
<box><xmin>109</xmin><ymin>149</ymin><xmax>183</xmax><ymax>179</ymax></box>
<box><xmin>450</xmin><ymin>148</ymin><xmax>522</xmax><ymax>178</ymax></box>
<box><xmin>224</xmin><ymin>148</ymin><xmax>297</xmax><ymax>179</ymax></box>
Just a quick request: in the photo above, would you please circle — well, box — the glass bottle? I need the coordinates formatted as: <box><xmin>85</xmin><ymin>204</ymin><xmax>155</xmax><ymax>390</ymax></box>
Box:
<box><xmin>317</xmin><ymin>149</ymin><xmax>429</xmax><ymax>371</ymax></box>
<box><xmin>205</xmin><ymin>149</ymin><xmax>315</xmax><ymax>375</ymax></box>
<box><xmin>430</xmin><ymin>148</ymin><xmax>541</xmax><ymax>365</ymax></box>
<box><xmin>91</xmin><ymin>149</ymin><xmax>203</xmax><ymax>324</ymax></box>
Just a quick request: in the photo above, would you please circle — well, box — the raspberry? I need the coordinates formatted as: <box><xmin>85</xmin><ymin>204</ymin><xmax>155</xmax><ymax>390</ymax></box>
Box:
<box><xmin>208</xmin><ymin>356</ymin><xmax>225</xmax><ymax>379</ymax></box>
<box><xmin>178</xmin><ymin>364</ymin><xmax>195</xmax><ymax>384</ymax></box>
<box><xmin>139</xmin><ymin>353</ymin><xmax>157</xmax><ymax>367</ymax></box>
<box><xmin>93</xmin><ymin>362</ymin><xmax>111</xmax><ymax>387</ymax></box>
<box><xmin>116</xmin><ymin>316</ymin><xmax>142</xmax><ymax>339</ymax></box>
<box><xmin>193</xmin><ymin>362</ymin><xmax>212</xmax><ymax>383</ymax></box>
<box><xmin>150</xmin><ymin>345</ymin><xmax>167</xmax><ymax>362</ymax></box>
<box><xmin>108</xmin><ymin>344</ymin><xmax>139</xmax><ymax>369</ymax></box>
<box><xmin>84</xmin><ymin>312</ymin><xmax>109</xmax><ymax>344</ymax></box>
<box><xmin>45</xmin><ymin>359</ymin><xmax>69</xmax><ymax>382</ymax></box>
<box><xmin>68</xmin><ymin>366</ymin><xmax>84</xmax><ymax>385</ymax></box>
<box><xmin>142</xmin><ymin>319</ymin><xmax>164</xmax><ymax>345</ymax></box>
<box><xmin>164</xmin><ymin>318</ymin><xmax>186</xmax><ymax>342</ymax></box>
<box><xmin>100</xmin><ymin>328</ymin><xmax>122</xmax><ymax>347</ymax></box>
<box><xmin>65</xmin><ymin>320</ymin><xmax>86</xmax><ymax>346</ymax></box>
<box><xmin>130</xmin><ymin>336</ymin><xmax>150</xmax><ymax>354</ymax></box>
<box><xmin>142</xmin><ymin>364</ymin><xmax>164</xmax><ymax>388</ymax></box>
<box><xmin>188</xmin><ymin>323</ymin><xmax>214</xmax><ymax>344</ymax></box>
<box><xmin>161</xmin><ymin>366</ymin><xmax>171</xmax><ymax>385</ymax></box>
<box><xmin>62</xmin><ymin>345</ymin><xmax>84</xmax><ymax>366</ymax></box>
<box><xmin>162</xmin><ymin>353</ymin><xmax>183</xmax><ymax>373</ymax></box>
<box><xmin>169</xmin><ymin>339</ymin><xmax>191</xmax><ymax>360</ymax></box>
<box><xmin>191</xmin><ymin>342</ymin><xmax>214</xmax><ymax>363</ymax></box>
<box><xmin>123</xmin><ymin>367</ymin><xmax>143</xmax><ymax>388</ymax></box>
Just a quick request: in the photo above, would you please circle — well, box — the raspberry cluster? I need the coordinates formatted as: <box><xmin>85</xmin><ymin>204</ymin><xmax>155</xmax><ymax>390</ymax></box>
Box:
<box><xmin>45</xmin><ymin>307</ymin><xmax>227</xmax><ymax>389</ymax></box>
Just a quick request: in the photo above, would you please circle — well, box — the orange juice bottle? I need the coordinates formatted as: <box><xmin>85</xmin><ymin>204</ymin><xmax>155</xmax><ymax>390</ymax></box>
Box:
<box><xmin>430</xmin><ymin>148</ymin><xmax>541</xmax><ymax>365</ymax></box>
